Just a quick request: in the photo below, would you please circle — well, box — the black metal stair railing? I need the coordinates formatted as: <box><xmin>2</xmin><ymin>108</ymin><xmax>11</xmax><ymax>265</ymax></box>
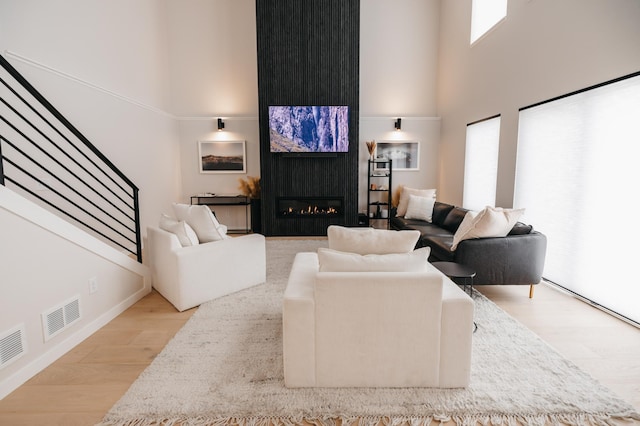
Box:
<box><xmin>0</xmin><ymin>54</ymin><xmax>141</xmax><ymax>262</ymax></box>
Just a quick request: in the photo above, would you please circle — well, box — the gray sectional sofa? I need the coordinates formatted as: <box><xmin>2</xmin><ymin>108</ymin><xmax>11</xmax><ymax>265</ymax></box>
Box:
<box><xmin>391</xmin><ymin>201</ymin><xmax>547</xmax><ymax>297</ymax></box>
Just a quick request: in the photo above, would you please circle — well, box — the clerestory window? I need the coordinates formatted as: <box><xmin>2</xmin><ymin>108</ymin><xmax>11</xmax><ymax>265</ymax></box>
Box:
<box><xmin>470</xmin><ymin>0</ymin><xmax>508</xmax><ymax>44</ymax></box>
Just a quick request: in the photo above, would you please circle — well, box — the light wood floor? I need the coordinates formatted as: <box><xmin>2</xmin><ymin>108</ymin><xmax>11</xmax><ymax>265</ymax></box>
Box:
<box><xmin>0</xmin><ymin>282</ymin><xmax>638</xmax><ymax>425</ymax></box>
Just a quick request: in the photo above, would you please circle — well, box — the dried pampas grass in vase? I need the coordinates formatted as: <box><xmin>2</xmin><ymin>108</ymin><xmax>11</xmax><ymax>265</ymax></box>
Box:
<box><xmin>238</xmin><ymin>176</ymin><xmax>261</xmax><ymax>199</ymax></box>
<box><xmin>365</xmin><ymin>140</ymin><xmax>376</xmax><ymax>160</ymax></box>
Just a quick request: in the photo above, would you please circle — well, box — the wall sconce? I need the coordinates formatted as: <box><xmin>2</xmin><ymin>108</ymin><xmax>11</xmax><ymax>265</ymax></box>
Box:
<box><xmin>217</xmin><ymin>118</ymin><xmax>225</xmax><ymax>131</ymax></box>
<box><xmin>394</xmin><ymin>117</ymin><xmax>402</xmax><ymax>131</ymax></box>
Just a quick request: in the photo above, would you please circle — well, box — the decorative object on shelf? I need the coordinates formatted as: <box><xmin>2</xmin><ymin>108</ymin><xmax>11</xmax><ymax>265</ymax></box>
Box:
<box><xmin>365</xmin><ymin>140</ymin><xmax>377</xmax><ymax>160</ymax></box>
<box><xmin>198</xmin><ymin>140</ymin><xmax>246</xmax><ymax>174</ymax></box>
<box><xmin>238</xmin><ymin>176</ymin><xmax>262</xmax><ymax>233</ymax></box>
<box><xmin>374</xmin><ymin>140</ymin><xmax>420</xmax><ymax>171</ymax></box>
<box><xmin>394</xmin><ymin>117</ymin><xmax>402</xmax><ymax>131</ymax></box>
<box><xmin>217</xmin><ymin>118</ymin><xmax>225</xmax><ymax>131</ymax></box>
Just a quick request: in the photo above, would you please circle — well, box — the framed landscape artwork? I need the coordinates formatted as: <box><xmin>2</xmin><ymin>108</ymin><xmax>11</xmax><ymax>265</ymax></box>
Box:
<box><xmin>198</xmin><ymin>140</ymin><xmax>246</xmax><ymax>174</ymax></box>
<box><xmin>375</xmin><ymin>140</ymin><xmax>420</xmax><ymax>171</ymax></box>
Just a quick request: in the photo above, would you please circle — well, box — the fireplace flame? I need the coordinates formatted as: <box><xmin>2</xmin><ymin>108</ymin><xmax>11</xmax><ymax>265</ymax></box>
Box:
<box><xmin>282</xmin><ymin>204</ymin><xmax>339</xmax><ymax>216</ymax></box>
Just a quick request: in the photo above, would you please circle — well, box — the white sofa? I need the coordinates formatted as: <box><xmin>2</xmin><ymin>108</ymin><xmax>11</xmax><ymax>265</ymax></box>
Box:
<box><xmin>283</xmin><ymin>250</ymin><xmax>474</xmax><ymax>388</ymax></box>
<box><xmin>146</xmin><ymin>226</ymin><xmax>266</xmax><ymax>312</ymax></box>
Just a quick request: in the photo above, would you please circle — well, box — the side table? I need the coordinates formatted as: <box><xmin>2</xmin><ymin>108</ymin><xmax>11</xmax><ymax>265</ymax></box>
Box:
<box><xmin>190</xmin><ymin>194</ymin><xmax>251</xmax><ymax>234</ymax></box>
<box><xmin>433</xmin><ymin>261</ymin><xmax>477</xmax><ymax>333</ymax></box>
<box><xmin>432</xmin><ymin>261</ymin><xmax>476</xmax><ymax>296</ymax></box>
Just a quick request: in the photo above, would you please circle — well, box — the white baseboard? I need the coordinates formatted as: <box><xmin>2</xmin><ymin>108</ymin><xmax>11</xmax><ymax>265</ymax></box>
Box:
<box><xmin>0</xmin><ymin>282</ymin><xmax>150</xmax><ymax>400</ymax></box>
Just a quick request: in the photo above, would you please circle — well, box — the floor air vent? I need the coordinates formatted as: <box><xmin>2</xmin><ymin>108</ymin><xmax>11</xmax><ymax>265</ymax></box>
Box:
<box><xmin>41</xmin><ymin>295</ymin><xmax>81</xmax><ymax>341</ymax></box>
<box><xmin>0</xmin><ymin>324</ymin><xmax>27</xmax><ymax>370</ymax></box>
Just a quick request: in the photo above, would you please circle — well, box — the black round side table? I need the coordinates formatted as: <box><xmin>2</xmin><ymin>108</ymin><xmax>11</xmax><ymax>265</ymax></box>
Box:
<box><xmin>432</xmin><ymin>261</ymin><xmax>476</xmax><ymax>296</ymax></box>
<box><xmin>432</xmin><ymin>261</ymin><xmax>478</xmax><ymax>333</ymax></box>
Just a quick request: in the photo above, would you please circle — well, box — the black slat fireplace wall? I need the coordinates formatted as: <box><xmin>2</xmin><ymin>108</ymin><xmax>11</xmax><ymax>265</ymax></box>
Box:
<box><xmin>255</xmin><ymin>0</ymin><xmax>360</xmax><ymax>236</ymax></box>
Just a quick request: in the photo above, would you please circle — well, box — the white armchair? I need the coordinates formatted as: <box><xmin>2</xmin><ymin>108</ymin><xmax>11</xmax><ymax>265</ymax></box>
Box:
<box><xmin>283</xmin><ymin>250</ymin><xmax>474</xmax><ymax>388</ymax></box>
<box><xmin>146</xmin><ymin>226</ymin><xmax>266</xmax><ymax>312</ymax></box>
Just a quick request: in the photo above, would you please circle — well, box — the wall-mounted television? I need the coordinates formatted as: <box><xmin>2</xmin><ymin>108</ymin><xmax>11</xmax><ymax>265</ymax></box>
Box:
<box><xmin>269</xmin><ymin>106</ymin><xmax>349</xmax><ymax>153</ymax></box>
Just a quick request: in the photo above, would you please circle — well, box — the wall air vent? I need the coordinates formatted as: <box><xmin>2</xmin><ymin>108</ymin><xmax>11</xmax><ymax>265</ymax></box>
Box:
<box><xmin>41</xmin><ymin>295</ymin><xmax>81</xmax><ymax>341</ymax></box>
<box><xmin>0</xmin><ymin>324</ymin><xmax>27</xmax><ymax>370</ymax></box>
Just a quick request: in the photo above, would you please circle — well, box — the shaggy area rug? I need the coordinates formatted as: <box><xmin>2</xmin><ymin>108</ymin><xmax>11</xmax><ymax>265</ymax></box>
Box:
<box><xmin>100</xmin><ymin>239</ymin><xmax>640</xmax><ymax>426</ymax></box>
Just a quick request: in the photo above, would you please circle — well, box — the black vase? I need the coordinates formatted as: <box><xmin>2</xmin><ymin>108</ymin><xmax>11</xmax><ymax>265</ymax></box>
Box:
<box><xmin>250</xmin><ymin>198</ymin><xmax>262</xmax><ymax>234</ymax></box>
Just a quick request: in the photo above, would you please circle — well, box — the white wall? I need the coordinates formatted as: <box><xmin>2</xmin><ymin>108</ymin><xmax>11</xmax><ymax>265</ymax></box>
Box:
<box><xmin>360</xmin><ymin>0</ymin><xmax>440</xmax><ymax>117</ymax></box>
<box><xmin>0</xmin><ymin>0</ymin><xmax>177</xmax><ymax>397</ymax></box>
<box><xmin>437</xmin><ymin>0</ymin><xmax>640</xmax><ymax>206</ymax></box>
<box><xmin>0</xmin><ymin>0</ymin><xmax>172</xmax><ymax>111</ymax></box>
<box><xmin>176</xmin><ymin>118</ymin><xmax>260</xmax><ymax>230</ymax></box>
<box><xmin>359</xmin><ymin>0</ymin><xmax>442</xmax><ymax>207</ymax></box>
<box><xmin>161</xmin><ymin>0</ymin><xmax>260</xmax><ymax>222</ymax></box>
<box><xmin>164</xmin><ymin>0</ymin><xmax>258</xmax><ymax>117</ymax></box>
<box><xmin>358</xmin><ymin>118</ymin><xmax>440</xmax><ymax>213</ymax></box>
<box><xmin>0</xmin><ymin>188</ymin><xmax>149</xmax><ymax>399</ymax></box>
<box><xmin>0</xmin><ymin>0</ymin><xmax>181</xmax><ymax>232</ymax></box>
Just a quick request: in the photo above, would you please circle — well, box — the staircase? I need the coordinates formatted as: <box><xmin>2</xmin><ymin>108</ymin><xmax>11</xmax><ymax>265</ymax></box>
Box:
<box><xmin>0</xmin><ymin>54</ymin><xmax>141</xmax><ymax>261</ymax></box>
<box><xmin>0</xmin><ymin>53</ymin><xmax>151</xmax><ymax>400</ymax></box>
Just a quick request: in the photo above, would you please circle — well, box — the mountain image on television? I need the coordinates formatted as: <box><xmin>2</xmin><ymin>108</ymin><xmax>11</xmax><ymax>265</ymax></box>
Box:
<box><xmin>269</xmin><ymin>106</ymin><xmax>349</xmax><ymax>152</ymax></box>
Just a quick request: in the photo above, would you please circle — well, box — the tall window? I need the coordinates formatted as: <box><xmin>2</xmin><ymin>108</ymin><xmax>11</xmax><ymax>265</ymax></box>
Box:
<box><xmin>470</xmin><ymin>0</ymin><xmax>507</xmax><ymax>44</ymax></box>
<box><xmin>514</xmin><ymin>72</ymin><xmax>640</xmax><ymax>325</ymax></box>
<box><xmin>463</xmin><ymin>115</ymin><xmax>501</xmax><ymax>211</ymax></box>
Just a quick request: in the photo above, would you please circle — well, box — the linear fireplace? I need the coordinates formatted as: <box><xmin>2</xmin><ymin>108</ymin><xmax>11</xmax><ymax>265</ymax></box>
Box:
<box><xmin>277</xmin><ymin>197</ymin><xmax>344</xmax><ymax>218</ymax></box>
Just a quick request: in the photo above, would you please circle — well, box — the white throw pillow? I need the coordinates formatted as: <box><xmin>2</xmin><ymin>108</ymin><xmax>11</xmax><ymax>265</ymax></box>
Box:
<box><xmin>450</xmin><ymin>210</ymin><xmax>478</xmax><ymax>248</ymax></box>
<box><xmin>327</xmin><ymin>225</ymin><xmax>420</xmax><ymax>255</ymax></box>
<box><xmin>317</xmin><ymin>247</ymin><xmax>431</xmax><ymax>272</ymax></box>
<box><xmin>404</xmin><ymin>194</ymin><xmax>436</xmax><ymax>222</ymax></box>
<box><xmin>451</xmin><ymin>207</ymin><xmax>525</xmax><ymax>250</ymax></box>
<box><xmin>172</xmin><ymin>203</ymin><xmax>224</xmax><ymax>243</ymax></box>
<box><xmin>397</xmin><ymin>187</ymin><xmax>436</xmax><ymax>217</ymax></box>
<box><xmin>159</xmin><ymin>214</ymin><xmax>199</xmax><ymax>247</ymax></box>
<box><xmin>217</xmin><ymin>224</ymin><xmax>230</xmax><ymax>239</ymax></box>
